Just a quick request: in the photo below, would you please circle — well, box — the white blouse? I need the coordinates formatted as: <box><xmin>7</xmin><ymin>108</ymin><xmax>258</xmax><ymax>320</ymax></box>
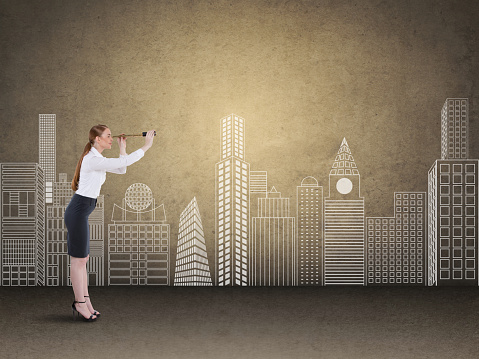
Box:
<box><xmin>76</xmin><ymin>147</ymin><xmax>145</xmax><ymax>199</ymax></box>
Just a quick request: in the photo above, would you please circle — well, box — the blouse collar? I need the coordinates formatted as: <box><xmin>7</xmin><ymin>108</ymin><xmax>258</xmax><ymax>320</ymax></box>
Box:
<box><xmin>90</xmin><ymin>146</ymin><xmax>104</xmax><ymax>157</ymax></box>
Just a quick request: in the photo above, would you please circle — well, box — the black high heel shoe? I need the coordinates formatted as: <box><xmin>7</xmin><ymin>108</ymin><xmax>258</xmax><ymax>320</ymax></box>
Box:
<box><xmin>72</xmin><ymin>300</ymin><xmax>97</xmax><ymax>322</ymax></box>
<box><xmin>84</xmin><ymin>295</ymin><xmax>101</xmax><ymax>317</ymax></box>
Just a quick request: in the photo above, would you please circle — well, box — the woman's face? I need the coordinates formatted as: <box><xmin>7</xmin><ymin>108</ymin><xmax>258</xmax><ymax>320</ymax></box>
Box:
<box><xmin>96</xmin><ymin>128</ymin><xmax>113</xmax><ymax>150</ymax></box>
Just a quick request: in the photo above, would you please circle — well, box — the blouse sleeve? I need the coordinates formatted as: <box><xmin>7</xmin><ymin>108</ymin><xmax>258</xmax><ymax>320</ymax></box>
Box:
<box><xmin>87</xmin><ymin>149</ymin><xmax>145</xmax><ymax>172</ymax></box>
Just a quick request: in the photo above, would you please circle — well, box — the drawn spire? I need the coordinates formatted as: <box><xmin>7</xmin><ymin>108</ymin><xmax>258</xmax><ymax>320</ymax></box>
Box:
<box><xmin>330</xmin><ymin>137</ymin><xmax>359</xmax><ymax>175</ymax></box>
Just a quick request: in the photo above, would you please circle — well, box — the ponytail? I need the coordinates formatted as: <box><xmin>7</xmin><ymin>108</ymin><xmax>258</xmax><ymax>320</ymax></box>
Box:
<box><xmin>71</xmin><ymin>124</ymin><xmax>109</xmax><ymax>192</ymax></box>
<box><xmin>71</xmin><ymin>142</ymin><xmax>92</xmax><ymax>191</ymax></box>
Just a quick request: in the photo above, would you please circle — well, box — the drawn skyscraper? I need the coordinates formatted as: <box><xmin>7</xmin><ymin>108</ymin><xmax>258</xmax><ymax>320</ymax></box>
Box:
<box><xmin>47</xmin><ymin>173</ymin><xmax>105</xmax><ymax>286</ymax></box>
<box><xmin>324</xmin><ymin>138</ymin><xmax>365</xmax><ymax>285</ymax></box>
<box><xmin>215</xmin><ymin>115</ymin><xmax>250</xmax><ymax>286</ymax></box>
<box><xmin>297</xmin><ymin>177</ymin><xmax>323</xmax><ymax>286</ymax></box>
<box><xmin>428</xmin><ymin>98</ymin><xmax>478</xmax><ymax>285</ymax></box>
<box><xmin>367</xmin><ymin>192</ymin><xmax>426</xmax><ymax>285</ymax></box>
<box><xmin>39</xmin><ymin>114</ymin><xmax>56</xmax><ymax>204</ymax></box>
<box><xmin>0</xmin><ymin>163</ymin><xmax>45</xmax><ymax>286</ymax></box>
<box><xmin>108</xmin><ymin>183</ymin><xmax>169</xmax><ymax>285</ymax></box>
<box><xmin>174</xmin><ymin>197</ymin><xmax>212</xmax><ymax>286</ymax></box>
<box><xmin>251</xmin><ymin>187</ymin><xmax>297</xmax><ymax>286</ymax></box>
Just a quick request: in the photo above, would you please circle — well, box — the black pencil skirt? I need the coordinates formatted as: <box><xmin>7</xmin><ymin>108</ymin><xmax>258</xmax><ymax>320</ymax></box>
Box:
<box><xmin>64</xmin><ymin>193</ymin><xmax>97</xmax><ymax>258</ymax></box>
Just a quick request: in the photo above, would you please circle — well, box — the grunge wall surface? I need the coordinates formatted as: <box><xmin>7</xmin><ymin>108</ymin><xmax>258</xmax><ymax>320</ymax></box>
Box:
<box><xmin>1</xmin><ymin>0</ymin><xmax>478</xmax><ymax>283</ymax></box>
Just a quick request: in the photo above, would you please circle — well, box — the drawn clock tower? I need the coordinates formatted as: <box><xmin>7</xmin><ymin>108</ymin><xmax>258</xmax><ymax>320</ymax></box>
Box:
<box><xmin>324</xmin><ymin>138</ymin><xmax>365</xmax><ymax>285</ymax></box>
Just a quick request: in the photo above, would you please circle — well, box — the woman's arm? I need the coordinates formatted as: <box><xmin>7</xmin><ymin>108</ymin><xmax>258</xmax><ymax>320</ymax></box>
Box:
<box><xmin>140</xmin><ymin>130</ymin><xmax>155</xmax><ymax>153</ymax></box>
<box><xmin>101</xmin><ymin>130</ymin><xmax>155</xmax><ymax>173</ymax></box>
<box><xmin>88</xmin><ymin>149</ymin><xmax>145</xmax><ymax>172</ymax></box>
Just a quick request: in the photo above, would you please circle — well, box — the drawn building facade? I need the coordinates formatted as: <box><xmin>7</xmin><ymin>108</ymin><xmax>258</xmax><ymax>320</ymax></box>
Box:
<box><xmin>428</xmin><ymin>98</ymin><xmax>478</xmax><ymax>286</ymax></box>
<box><xmin>367</xmin><ymin>192</ymin><xmax>426</xmax><ymax>285</ymax></box>
<box><xmin>46</xmin><ymin>173</ymin><xmax>72</xmax><ymax>286</ymax></box>
<box><xmin>248</xmin><ymin>170</ymin><xmax>268</xmax><ymax>285</ymax></box>
<box><xmin>428</xmin><ymin>160</ymin><xmax>478</xmax><ymax>285</ymax></box>
<box><xmin>108</xmin><ymin>183</ymin><xmax>169</xmax><ymax>285</ymax></box>
<box><xmin>251</xmin><ymin>187</ymin><xmax>297</xmax><ymax>286</ymax></box>
<box><xmin>297</xmin><ymin>176</ymin><xmax>323</xmax><ymax>286</ymax></box>
<box><xmin>0</xmin><ymin>163</ymin><xmax>45</xmax><ymax>286</ymax></box>
<box><xmin>174</xmin><ymin>197</ymin><xmax>212</xmax><ymax>285</ymax></box>
<box><xmin>324</xmin><ymin>138</ymin><xmax>365</xmax><ymax>285</ymax></box>
<box><xmin>215</xmin><ymin>115</ymin><xmax>250</xmax><ymax>286</ymax></box>
<box><xmin>46</xmin><ymin>173</ymin><xmax>105</xmax><ymax>286</ymax></box>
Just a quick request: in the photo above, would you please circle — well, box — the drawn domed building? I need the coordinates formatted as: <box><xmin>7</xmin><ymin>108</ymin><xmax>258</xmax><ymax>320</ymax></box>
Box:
<box><xmin>108</xmin><ymin>183</ymin><xmax>170</xmax><ymax>285</ymax></box>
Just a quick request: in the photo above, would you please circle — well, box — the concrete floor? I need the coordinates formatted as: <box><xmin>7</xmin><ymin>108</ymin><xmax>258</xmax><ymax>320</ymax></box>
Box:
<box><xmin>0</xmin><ymin>286</ymin><xmax>478</xmax><ymax>359</ymax></box>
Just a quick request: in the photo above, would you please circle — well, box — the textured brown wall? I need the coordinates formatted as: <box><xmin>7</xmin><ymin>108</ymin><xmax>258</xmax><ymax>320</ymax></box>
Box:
<box><xmin>1</xmin><ymin>0</ymin><xmax>478</xmax><ymax>283</ymax></box>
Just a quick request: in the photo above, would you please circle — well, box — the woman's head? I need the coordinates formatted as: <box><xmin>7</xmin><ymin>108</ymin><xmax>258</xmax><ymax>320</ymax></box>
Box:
<box><xmin>71</xmin><ymin>124</ymin><xmax>110</xmax><ymax>192</ymax></box>
<box><xmin>89</xmin><ymin>125</ymin><xmax>113</xmax><ymax>151</ymax></box>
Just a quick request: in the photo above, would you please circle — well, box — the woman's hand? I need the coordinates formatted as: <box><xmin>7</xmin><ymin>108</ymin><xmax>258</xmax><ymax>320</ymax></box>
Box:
<box><xmin>141</xmin><ymin>130</ymin><xmax>155</xmax><ymax>152</ymax></box>
<box><xmin>117</xmin><ymin>133</ymin><xmax>127</xmax><ymax>155</ymax></box>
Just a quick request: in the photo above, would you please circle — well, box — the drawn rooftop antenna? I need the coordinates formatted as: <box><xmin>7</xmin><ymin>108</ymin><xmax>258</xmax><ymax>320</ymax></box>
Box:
<box><xmin>174</xmin><ymin>197</ymin><xmax>212</xmax><ymax>286</ymax></box>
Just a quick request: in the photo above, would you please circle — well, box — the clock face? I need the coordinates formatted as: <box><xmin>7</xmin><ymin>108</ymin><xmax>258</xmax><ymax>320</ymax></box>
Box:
<box><xmin>336</xmin><ymin>178</ymin><xmax>353</xmax><ymax>194</ymax></box>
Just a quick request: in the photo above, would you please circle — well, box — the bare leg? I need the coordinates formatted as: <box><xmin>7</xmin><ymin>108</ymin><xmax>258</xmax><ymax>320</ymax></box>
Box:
<box><xmin>70</xmin><ymin>255</ymin><xmax>96</xmax><ymax>319</ymax></box>
<box><xmin>83</xmin><ymin>255</ymin><xmax>100</xmax><ymax>315</ymax></box>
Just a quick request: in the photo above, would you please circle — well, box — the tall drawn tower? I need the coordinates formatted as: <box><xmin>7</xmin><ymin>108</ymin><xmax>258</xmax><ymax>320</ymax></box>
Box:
<box><xmin>215</xmin><ymin>115</ymin><xmax>250</xmax><ymax>286</ymax></box>
<box><xmin>39</xmin><ymin>114</ymin><xmax>56</xmax><ymax>204</ymax></box>
<box><xmin>428</xmin><ymin>98</ymin><xmax>478</xmax><ymax>286</ymax></box>
<box><xmin>297</xmin><ymin>176</ymin><xmax>323</xmax><ymax>286</ymax></box>
<box><xmin>324</xmin><ymin>138</ymin><xmax>365</xmax><ymax>285</ymax></box>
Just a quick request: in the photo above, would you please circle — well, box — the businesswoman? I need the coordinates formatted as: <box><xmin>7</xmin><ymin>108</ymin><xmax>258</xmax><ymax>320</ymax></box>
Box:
<box><xmin>65</xmin><ymin>125</ymin><xmax>155</xmax><ymax>321</ymax></box>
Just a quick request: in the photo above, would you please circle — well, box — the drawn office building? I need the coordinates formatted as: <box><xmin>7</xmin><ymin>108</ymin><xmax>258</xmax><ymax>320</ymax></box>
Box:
<box><xmin>251</xmin><ymin>187</ymin><xmax>297</xmax><ymax>286</ymax></box>
<box><xmin>367</xmin><ymin>192</ymin><xmax>426</xmax><ymax>285</ymax></box>
<box><xmin>0</xmin><ymin>163</ymin><xmax>45</xmax><ymax>286</ymax></box>
<box><xmin>428</xmin><ymin>98</ymin><xmax>478</xmax><ymax>285</ymax></box>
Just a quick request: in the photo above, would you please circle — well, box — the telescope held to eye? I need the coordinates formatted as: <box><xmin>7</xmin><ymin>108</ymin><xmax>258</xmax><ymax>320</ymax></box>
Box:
<box><xmin>113</xmin><ymin>131</ymin><xmax>156</xmax><ymax>138</ymax></box>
